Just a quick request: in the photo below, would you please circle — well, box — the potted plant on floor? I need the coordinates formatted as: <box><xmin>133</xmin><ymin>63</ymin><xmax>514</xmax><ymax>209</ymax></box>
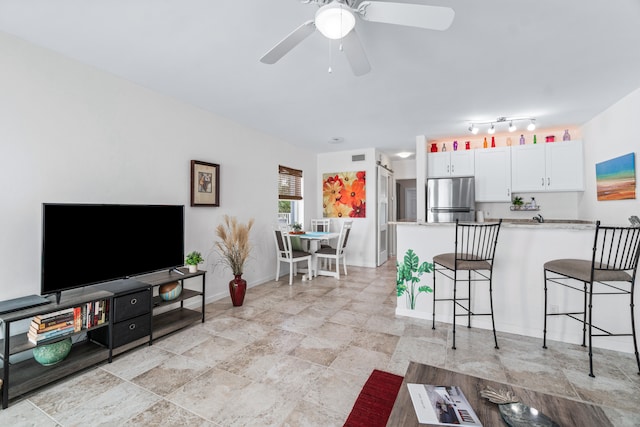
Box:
<box><xmin>185</xmin><ymin>251</ymin><xmax>204</xmax><ymax>273</ymax></box>
<box><xmin>215</xmin><ymin>215</ymin><xmax>254</xmax><ymax>306</ymax></box>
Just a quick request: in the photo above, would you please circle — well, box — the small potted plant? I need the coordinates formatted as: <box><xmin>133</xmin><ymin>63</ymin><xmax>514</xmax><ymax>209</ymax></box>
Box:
<box><xmin>512</xmin><ymin>196</ymin><xmax>524</xmax><ymax>210</ymax></box>
<box><xmin>185</xmin><ymin>251</ymin><xmax>204</xmax><ymax>273</ymax></box>
<box><xmin>290</xmin><ymin>223</ymin><xmax>303</xmax><ymax>234</ymax></box>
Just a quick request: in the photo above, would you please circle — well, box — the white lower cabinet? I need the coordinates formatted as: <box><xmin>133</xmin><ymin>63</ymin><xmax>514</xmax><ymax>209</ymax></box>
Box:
<box><xmin>474</xmin><ymin>147</ymin><xmax>511</xmax><ymax>202</ymax></box>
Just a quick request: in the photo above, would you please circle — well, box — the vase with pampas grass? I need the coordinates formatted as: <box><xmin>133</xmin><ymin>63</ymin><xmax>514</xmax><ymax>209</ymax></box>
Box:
<box><xmin>215</xmin><ymin>215</ymin><xmax>254</xmax><ymax>306</ymax></box>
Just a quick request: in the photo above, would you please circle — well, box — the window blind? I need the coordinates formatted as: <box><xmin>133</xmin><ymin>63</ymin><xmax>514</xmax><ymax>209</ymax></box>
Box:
<box><xmin>278</xmin><ymin>165</ymin><xmax>303</xmax><ymax>200</ymax></box>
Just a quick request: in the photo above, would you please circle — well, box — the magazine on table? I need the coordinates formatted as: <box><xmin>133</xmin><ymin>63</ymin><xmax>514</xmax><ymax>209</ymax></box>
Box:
<box><xmin>407</xmin><ymin>383</ymin><xmax>483</xmax><ymax>426</ymax></box>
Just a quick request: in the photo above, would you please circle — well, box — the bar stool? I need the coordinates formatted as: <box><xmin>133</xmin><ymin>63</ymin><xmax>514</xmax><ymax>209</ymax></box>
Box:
<box><xmin>543</xmin><ymin>221</ymin><xmax>640</xmax><ymax>377</ymax></box>
<box><xmin>432</xmin><ymin>219</ymin><xmax>502</xmax><ymax>350</ymax></box>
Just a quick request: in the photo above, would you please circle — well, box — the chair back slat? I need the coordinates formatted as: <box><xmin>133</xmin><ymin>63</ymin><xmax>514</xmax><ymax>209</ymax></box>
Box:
<box><xmin>454</xmin><ymin>219</ymin><xmax>502</xmax><ymax>262</ymax></box>
<box><xmin>274</xmin><ymin>227</ymin><xmax>294</xmax><ymax>259</ymax></box>
<box><xmin>592</xmin><ymin>222</ymin><xmax>640</xmax><ymax>272</ymax></box>
<box><xmin>311</xmin><ymin>219</ymin><xmax>331</xmax><ymax>233</ymax></box>
<box><xmin>338</xmin><ymin>220</ymin><xmax>353</xmax><ymax>250</ymax></box>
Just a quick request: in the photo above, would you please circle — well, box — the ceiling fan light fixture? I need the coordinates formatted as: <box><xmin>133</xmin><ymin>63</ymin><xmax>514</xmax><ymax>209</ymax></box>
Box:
<box><xmin>315</xmin><ymin>2</ymin><xmax>356</xmax><ymax>40</ymax></box>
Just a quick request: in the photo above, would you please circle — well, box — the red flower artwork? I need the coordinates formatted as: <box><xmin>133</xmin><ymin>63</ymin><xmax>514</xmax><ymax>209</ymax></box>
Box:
<box><xmin>322</xmin><ymin>171</ymin><xmax>366</xmax><ymax>218</ymax></box>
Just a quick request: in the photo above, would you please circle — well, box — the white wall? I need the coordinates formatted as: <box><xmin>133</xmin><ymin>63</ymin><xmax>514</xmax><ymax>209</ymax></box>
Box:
<box><xmin>317</xmin><ymin>149</ymin><xmax>378</xmax><ymax>268</ymax></box>
<box><xmin>0</xmin><ymin>32</ymin><xmax>318</xmax><ymax>303</ymax></box>
<box><xmin>579</xmin><ymin>86</ymin><xmax>640</xmax><ymax>224</ymax></box>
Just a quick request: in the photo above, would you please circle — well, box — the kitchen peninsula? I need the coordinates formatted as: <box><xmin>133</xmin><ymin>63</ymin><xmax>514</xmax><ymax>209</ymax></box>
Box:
<box><xmin>395</xmin><ymin>220</ymin><xmax>635</xmax><ymax>354</ymax></box>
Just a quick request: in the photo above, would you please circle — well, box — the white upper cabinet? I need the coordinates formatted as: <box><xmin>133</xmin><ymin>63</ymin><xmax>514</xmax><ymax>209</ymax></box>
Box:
<box><xmin>545</xmin><ymin>140</ymin><xmax>584</xmax><ymax>191</ymax></box>
<box><xmin>474</xmin><ymin>147</ymin><xmax>512</xmax><ymax>202</ymax></box>
<box><xmin>511</xmin><ymin>140</ymin><xmax>584</xmax><ymax>192</ymax></box>
<box><xmin>427</xmin><ymin>150</ymin><xmax>474</xmax><ymax>178</ymax></box>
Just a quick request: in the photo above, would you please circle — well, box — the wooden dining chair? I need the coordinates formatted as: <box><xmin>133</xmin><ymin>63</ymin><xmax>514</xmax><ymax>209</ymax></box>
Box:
<box><xmin>315</xmin><ymin>220</ymin><xmax>353</xmax><ymax>279</ymax></box>
<box><xmin>273</xmin><ymin>225</ymin><xmax>313</xmax><ymax>285</ymax></box>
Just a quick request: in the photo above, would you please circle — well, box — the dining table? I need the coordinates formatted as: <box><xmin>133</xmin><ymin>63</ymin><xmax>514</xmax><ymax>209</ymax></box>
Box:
<box><xmin>295</xmin><ymin>231</ymin><xmax>340</xmax><ymax>278</ymax></box>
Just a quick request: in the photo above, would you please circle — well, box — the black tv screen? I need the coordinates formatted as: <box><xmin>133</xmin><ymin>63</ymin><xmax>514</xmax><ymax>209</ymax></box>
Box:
<box><xmin>42</xmin><ymin>204</ymin><xmax>185</xmax><ymax>295</ymax></box>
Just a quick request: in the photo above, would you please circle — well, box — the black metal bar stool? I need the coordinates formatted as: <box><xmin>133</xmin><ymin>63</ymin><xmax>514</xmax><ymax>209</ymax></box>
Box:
<box><xmin>543</xmin><ymin>221</ymin><xmax>640</xmax><ymax>377</ymax></box>
<box><xmin>432</xmin><ymin>219</ymin><xmax>502</xmax><ymax>350</ymax></box>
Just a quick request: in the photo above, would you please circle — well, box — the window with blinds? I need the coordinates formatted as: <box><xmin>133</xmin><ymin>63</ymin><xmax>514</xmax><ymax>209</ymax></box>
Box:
<box><xmin>278</xmin><ymin>165</ymin><xmax>303</xmax><ymax>200</ymax></box>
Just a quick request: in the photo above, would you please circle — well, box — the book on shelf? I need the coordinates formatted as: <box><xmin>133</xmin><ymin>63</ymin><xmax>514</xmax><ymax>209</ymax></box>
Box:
<box><xmin>407</xmin><ymin>383</ymin><xmax>483</xmax><ymax>426</ymax></box>
<box><xmin>32</xmin><ymin>307</ymin><xmax>75</xmax><ymax>324</ymax></box>
<box><xmin>28</xmin><ymin>324</ymin><xmax>75</xmax><ymax>344</ymax></box>
<box><xmin>29</xmin><ymin>319</ymin><xmax>74</xmax><ymax>334</ymax></box>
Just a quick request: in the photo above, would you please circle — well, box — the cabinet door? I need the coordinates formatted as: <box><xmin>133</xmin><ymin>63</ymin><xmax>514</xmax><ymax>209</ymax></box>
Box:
<box><xmin>475</xmin><ymin>147</ymin><xmax>511</xmax><ymax>202</ymax></box>
<box><xmin>511</xmin><ymin>144</ymin><xmax>546</xmax><ymax>192</ymax></box>
<box><xmin>427</xmin><ymin>152</ymin><xmax>451</xmax><ymax>177</ymax></box>
<box><xmin>546</xmin><ymin>140</ymin><xmax>584</xmax><ymax>191</ymax></box>
<box><xmin>450</xmin><ymin>151</ymin><xmax>475</xmax><ymax>176</ymax></box>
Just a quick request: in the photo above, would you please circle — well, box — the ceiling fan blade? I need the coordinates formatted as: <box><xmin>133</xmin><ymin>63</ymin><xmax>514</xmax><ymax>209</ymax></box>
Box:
<box><xmin>260</xmin><ymin>20</ymin><xmax>316</xmax><ymax>64</ymax></box>
<box><xmin>357</xmin><ymin>1</ymin><xmax>455</xmax><ymax>31</ymax></box>
<box><xmin>341</xmin><ymin>29</ymin><xmax>371</xmax><ymax>76</ymax></box>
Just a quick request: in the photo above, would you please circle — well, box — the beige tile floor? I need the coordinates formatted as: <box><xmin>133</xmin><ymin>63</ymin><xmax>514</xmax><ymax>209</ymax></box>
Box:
<box><xmin>2</xmin><ymin>261</ymin><xmax>640</xmax><ymax>426</ymax></box>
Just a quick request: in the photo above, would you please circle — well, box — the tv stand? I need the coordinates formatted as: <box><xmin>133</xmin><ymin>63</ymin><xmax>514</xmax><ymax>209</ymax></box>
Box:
<box><xmin>0</xmin><ymin>288</ymin><xmax>113</xmax><ymax>409</ymax></box>
<box><xmin>90</xmin><ymin>268</ymin><xmax>205</xmax><ymax>355</ymax></box>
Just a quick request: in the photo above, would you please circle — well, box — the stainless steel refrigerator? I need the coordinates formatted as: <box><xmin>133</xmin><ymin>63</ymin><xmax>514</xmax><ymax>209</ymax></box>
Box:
<box><xmin>426</xmin><ymin>176</ymin><xmax>476</xmax><ymax>223</ymax></box>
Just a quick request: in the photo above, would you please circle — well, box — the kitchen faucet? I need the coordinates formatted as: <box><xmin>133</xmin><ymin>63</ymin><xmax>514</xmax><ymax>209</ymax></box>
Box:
<box><xmin>533</xmin><ymin>214</ymin><xmax>544</xmax><ymax>223</ymax></box>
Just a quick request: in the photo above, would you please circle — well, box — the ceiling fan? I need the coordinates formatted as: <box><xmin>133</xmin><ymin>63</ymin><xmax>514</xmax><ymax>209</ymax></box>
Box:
<box><xmin>260</xmin><ymin>0</ymin><xmax>455</xmax><ymax>76</ymax></box>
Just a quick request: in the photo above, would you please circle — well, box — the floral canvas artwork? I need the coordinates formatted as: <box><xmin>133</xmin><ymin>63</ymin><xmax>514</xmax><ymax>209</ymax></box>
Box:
<box><xmin>596</xmin><ymin>153</ymin><xmax>636</xmax><ymax>201</ymax></box>
<box><xmin>322</xmin><ymin>171</ymin><xmax>366</xmax><ymax>218</ymax></box>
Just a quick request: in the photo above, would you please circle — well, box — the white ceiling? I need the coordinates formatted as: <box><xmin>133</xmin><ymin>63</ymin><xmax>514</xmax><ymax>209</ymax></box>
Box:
<box><xmin>2</xmin><ymin>0</ymin><xmax>640</xmax><ymax>158</ymax></box>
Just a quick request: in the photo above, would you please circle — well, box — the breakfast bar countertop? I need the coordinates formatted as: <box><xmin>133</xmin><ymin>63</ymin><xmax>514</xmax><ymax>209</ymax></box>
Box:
<box><xmin>390</xmin><ymin>219</ymin><xmax>597</xmax><ymax>230</ymax></box>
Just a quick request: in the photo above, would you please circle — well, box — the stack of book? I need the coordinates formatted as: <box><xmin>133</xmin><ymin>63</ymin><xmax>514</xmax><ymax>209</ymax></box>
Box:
<box><xmin>27</xmin><ymin>307</ymin><xmax>78</xmax><ymax>344</ymax></box>
<box><xmin>27</xmin><ymin>300</ymin><xmax>109</xmax><ymax>344</ymax></box>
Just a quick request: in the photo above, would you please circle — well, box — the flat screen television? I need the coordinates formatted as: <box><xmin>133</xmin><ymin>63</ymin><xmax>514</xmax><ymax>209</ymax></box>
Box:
<box><xmin>42</xmin><ymin>204</ymin><xmax>185</xmax><ymax>298</ymax></box>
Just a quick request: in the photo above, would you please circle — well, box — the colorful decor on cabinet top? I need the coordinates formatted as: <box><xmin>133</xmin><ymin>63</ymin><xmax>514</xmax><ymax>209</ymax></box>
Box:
<box><xmin>322</xmin><ymin>171</ymin><xmax>366</xmax><ymax>218</ymax></box>
<box><xmin>595</xmin><ymin>153</ymin><xmax>636</xmax><ymax>201</ymax></box>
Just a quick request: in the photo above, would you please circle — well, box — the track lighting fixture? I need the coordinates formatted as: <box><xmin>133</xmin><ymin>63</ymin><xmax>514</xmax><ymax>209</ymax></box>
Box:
<box><xmin>467</xmin><ymin>116</ymin><xmax>536</xmax><ymax>134</ymax></box>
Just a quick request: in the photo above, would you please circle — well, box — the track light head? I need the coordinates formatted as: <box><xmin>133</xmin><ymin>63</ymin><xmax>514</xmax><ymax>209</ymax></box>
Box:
<box><xmin>508</xmin><ymin>121</ymin><xmax>516</xmax><ymax>132</ymax></box>
<box><xmin>469</xmin><ymin>124</ymin><xmax>479</xmax><ymax>135</ymax></box>
<box><xmin>527</xmin><ymin>119</ymin><xmax>536</xmax><ymax>131</ymax></box>
<box><xmin>488</xmin><ymin>124</ymin><xmax>495</xmax><ymax>134</ymax></box>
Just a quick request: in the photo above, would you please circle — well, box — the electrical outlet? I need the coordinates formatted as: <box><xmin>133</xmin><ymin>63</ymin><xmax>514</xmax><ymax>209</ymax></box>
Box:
<box><xmin>550</xmin><ymin>305</ymin><xmax>559</xmax><ymax>314</ymax></box>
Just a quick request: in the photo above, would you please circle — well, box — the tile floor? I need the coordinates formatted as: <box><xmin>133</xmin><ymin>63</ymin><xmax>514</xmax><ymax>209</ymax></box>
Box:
<box><xmin>2</xmin><ymin>261</ymin><xmax>640</xmax><ymax>426</ymax></box>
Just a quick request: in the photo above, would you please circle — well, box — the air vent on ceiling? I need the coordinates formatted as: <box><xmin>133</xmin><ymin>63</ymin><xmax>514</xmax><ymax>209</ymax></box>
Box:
<box><xmin>352</xmin><ymin>154</ymin><xmax>365</xmax><ymax>162</ymax></box>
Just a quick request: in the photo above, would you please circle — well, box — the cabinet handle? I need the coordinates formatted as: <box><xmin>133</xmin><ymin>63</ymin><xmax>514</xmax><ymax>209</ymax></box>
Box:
<box><xmin>130</xmin><ymin>298</ymin><xmax>137</xmax><ymax>305</ymax></box>
<box><xmin>451</xmin><ymin>165</ymin><xmax>454</xmax><ymax>173</ymax></box>
<box><xmin>547</xmin><ymin>177</ymin><xmax>550</xmax><ymax>186</ymax></box>
<box><xmin>507</xmin><ymin>189</ymin><xmax>510</xmax><ymax>197</ymax></box>
<box><xmin>447</xmin><ymin>165</ymin><xmax>450</xmax><ymax>173</ymax></box>
<box><xmin>541</xmin><ymin>178</ymin><xmax>544</xmax><ymax>187</ymax></box>
<box><xmin>129</xmin><ymin>323</ymin><xmax>136</xmax><ymax>330</ymax></box>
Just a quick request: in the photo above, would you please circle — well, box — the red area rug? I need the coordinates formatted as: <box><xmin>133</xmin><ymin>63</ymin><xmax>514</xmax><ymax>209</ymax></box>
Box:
<box><xmin>343</xmin><ymin>369</ymin><xmax>404</xmax><ymax>427</ymax></box>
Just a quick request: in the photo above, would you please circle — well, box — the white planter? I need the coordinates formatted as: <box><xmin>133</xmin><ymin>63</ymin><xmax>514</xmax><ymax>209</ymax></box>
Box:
<box><xmin>188</xmin><ymin>265</ymin><xmax>197</xmax><ymax>273</ymax></box>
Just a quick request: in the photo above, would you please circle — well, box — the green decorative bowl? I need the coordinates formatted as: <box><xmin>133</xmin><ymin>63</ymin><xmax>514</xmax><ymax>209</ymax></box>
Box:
<box><xmin>33</xmin><ymin>337</ymin><xmax>72</xmax><ymax>366</ymax></box>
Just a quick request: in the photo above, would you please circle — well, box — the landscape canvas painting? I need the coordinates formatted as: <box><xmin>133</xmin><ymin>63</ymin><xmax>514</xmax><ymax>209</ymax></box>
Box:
<box><xmin>596</xmin><ymin>153</ymin><xmax>636</xmax><ymax>201</ymax></box>
<box><xmin>322</xmin><ymin>171</ymin><xmax>366</xmax><ymax>218</ymax></box>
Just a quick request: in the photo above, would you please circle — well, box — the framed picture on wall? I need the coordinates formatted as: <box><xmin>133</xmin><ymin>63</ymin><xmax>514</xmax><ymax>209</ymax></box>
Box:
<box><xmin>191</xmin><ymin>160</ymin><xmax>220</xmax><ymax>207</ymax></box>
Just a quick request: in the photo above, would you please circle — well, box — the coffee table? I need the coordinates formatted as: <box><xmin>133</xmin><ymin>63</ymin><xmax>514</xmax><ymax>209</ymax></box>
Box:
<box><xmin>386</xmin><ymin>362</ymin><xmax>612</xmax><ymax>426</ymax></box>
